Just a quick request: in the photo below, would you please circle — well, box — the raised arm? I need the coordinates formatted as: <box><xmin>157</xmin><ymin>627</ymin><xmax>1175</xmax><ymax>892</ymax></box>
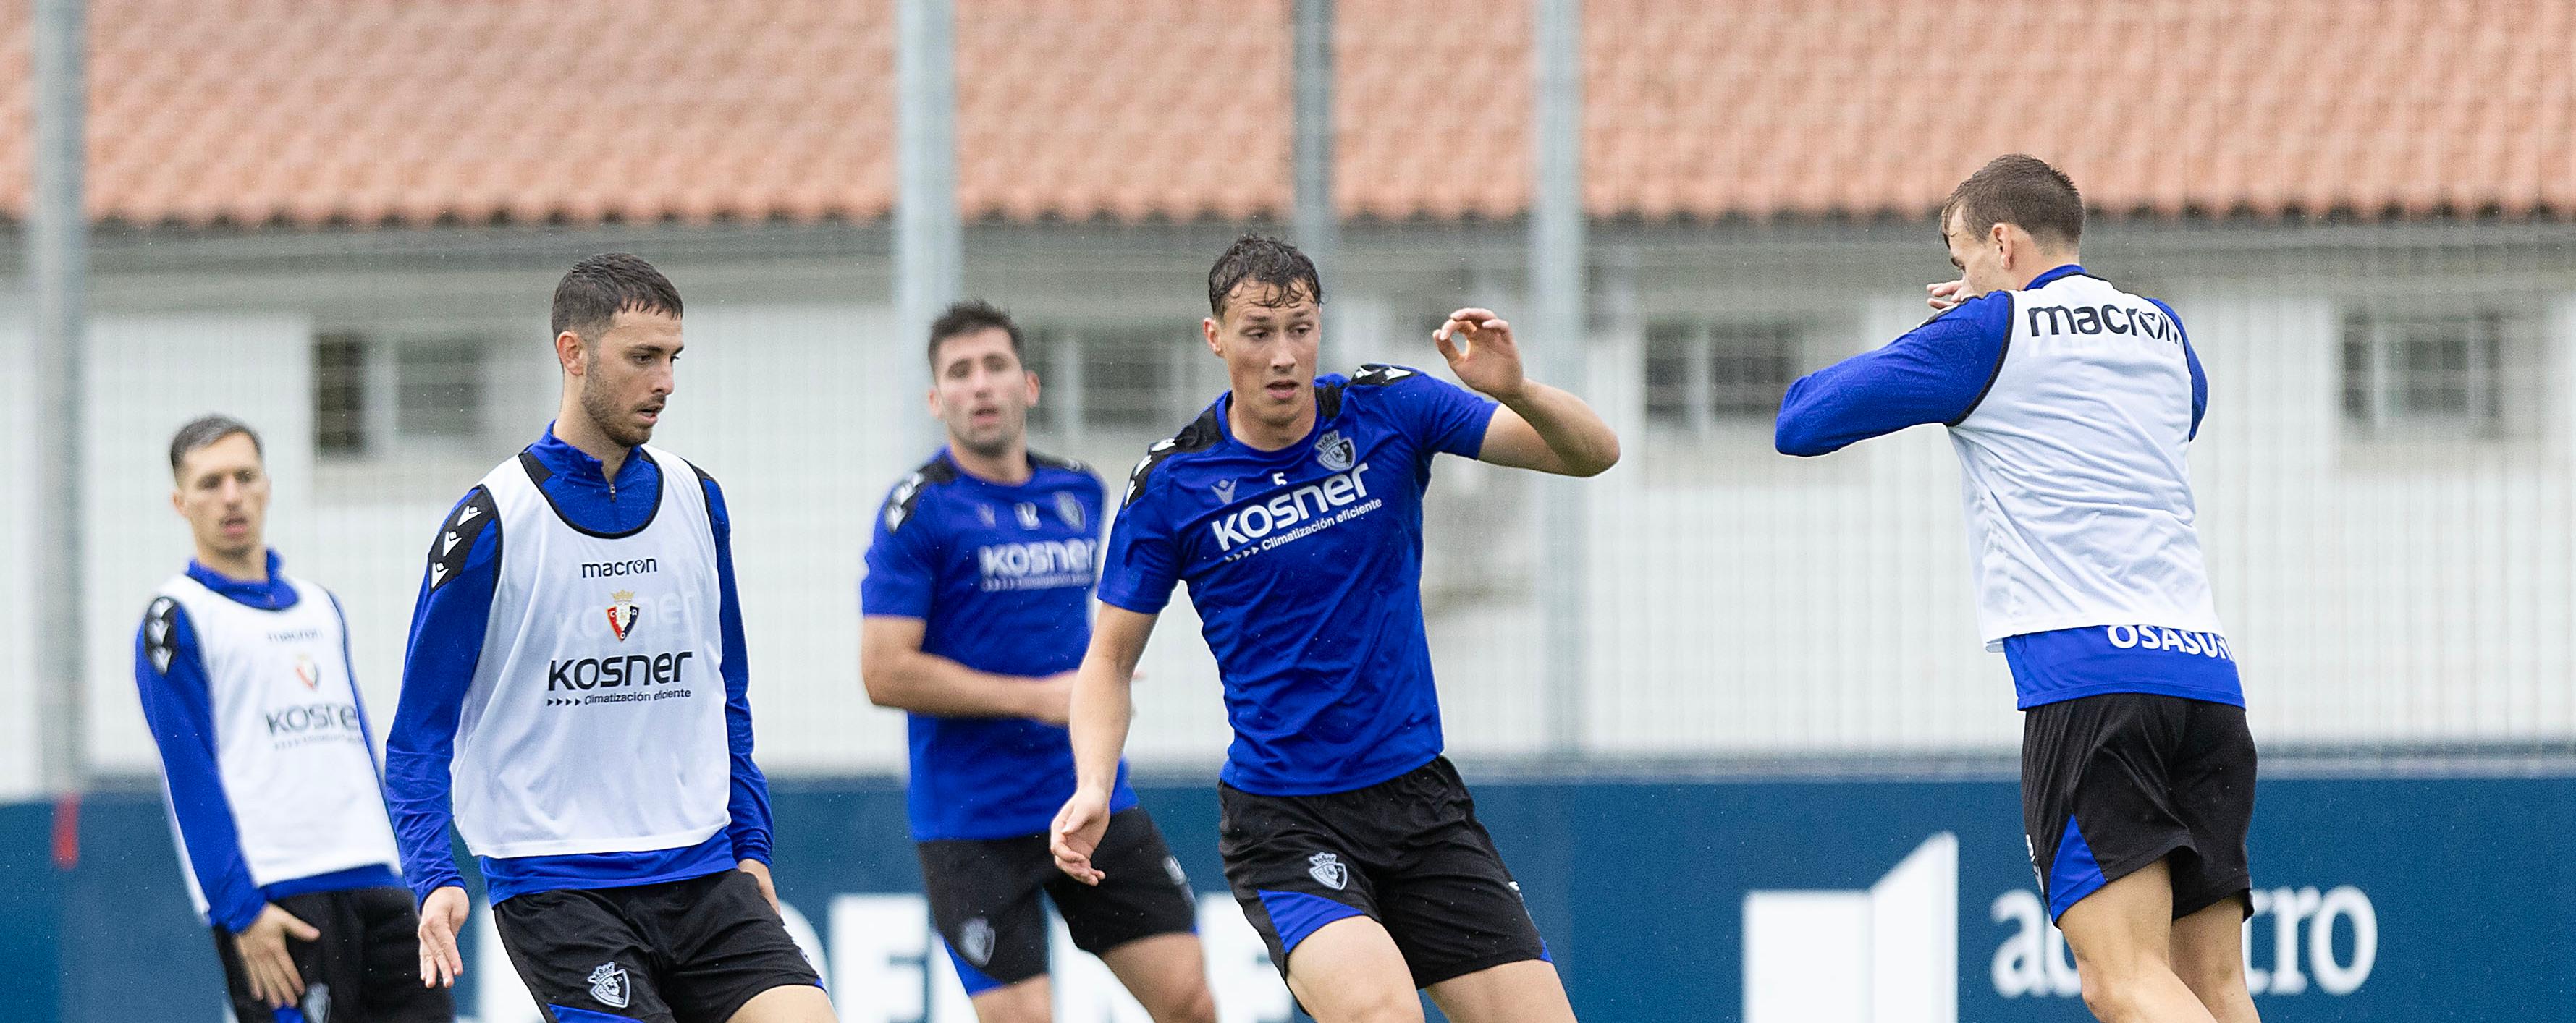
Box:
<box><xmin>860</xmin><ymin>616</ymin><xmax>1073</xmax><ymax>723</ymax></box>
<box><xmin>1774</xmin><ymin>290</ymin><xmax>2012</xmax><ymax>456</ymax></box>
<box><xmin>1048</xmin><ymin>604</ymin><xmax>1159</xmax><ymax>884</ymax></box>
<box><xmin>1434</xmin><ymin>307</ymin><xmax>1621</xmax><ymax>476</ymax></box>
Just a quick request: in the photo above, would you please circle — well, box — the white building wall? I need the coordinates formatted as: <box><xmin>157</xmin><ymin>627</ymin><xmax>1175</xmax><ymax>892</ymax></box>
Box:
<box><xmin>0</xmin><ymin>307</ymin><xmax>40</xmax><ymax>799</ymax></box>
<box><xmin>30</xmin><ymin>276</ymin><xmax>2576</xmax><ymax>782</ymax></box>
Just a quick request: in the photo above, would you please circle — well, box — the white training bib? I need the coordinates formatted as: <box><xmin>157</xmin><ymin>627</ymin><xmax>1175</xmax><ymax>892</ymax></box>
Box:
<box><xmin>152</xmin><ymin>574</ymin><xmax>401</xmax><ymax>916</ymax></box>
<box><xmin>1948</xmin><ymin>272</ymin><xmax>2226</xmax><ymax>648</ymax></box>
<box><xmin>448</xmin><ymin>445</ymin><xmax>732</xmax><ymax>859</ymax></box>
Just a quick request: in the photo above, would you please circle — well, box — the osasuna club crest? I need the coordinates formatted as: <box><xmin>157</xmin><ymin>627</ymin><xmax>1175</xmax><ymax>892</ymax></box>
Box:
<box><xmin>588</xmin><ymin>962</ymin><xmax>631</xmax><ymax>1009</ymax></box>
<box><xmin>959</xmin><ymin>916</ymin><xmax>997</xmax><ymax>967</ymax></box>
<box><xmin>1055</xmin><ymin>491</ymin><xmax>1086</xmax><ymax>530</ymax></box>
<box><xmin>1314</xmin><ymin>430</ymin><xmax>1356</xmax><ymax>472</ymax></box>
<box><xmin>293</xmin><ymin>653</ymin><xmax>320</xmax><ymax>689</ymax></box>
<box><xmin>1307</xmin><ymin>851</ymin><xmax>1348</xmax><ymax>891</ymax></box>
<box><xmin>607</xmin><ymin>590</ymin><xmax>641</xmax><ymax>642</ymax></box>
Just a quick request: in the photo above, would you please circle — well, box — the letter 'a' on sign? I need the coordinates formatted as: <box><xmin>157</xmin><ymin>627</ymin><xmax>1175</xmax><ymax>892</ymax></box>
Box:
<box><xmin>1744</xmin><ymin>833</ymin><xmax>1957</xmax><ymax>1023</ymax></box>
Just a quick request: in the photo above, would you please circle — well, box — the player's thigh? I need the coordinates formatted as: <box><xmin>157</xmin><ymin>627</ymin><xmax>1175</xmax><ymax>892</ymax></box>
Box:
<box><xmin>1422</xmin><ymin>959</ymin><xmax>1577</xmax><ymax>1023</ymax></box>
<box><xmin>722</xmin><ymin>980</ymin><xmax>836</xmax><ymax>1023</ymax></box>
<box><xmin>965</xmin><ymin>976</ymin><xmax>1053</xmax><ymax>1023</ymax></box>
<box><xmin>1097</xmin><ymin>933</ymin><xmax>1215</xmax><ymax>1022</ymax></box>
<box><xmin>1217</xmin><ymin>784</ymin><xmax>1382</xmax><ymax>978</ymax></box>
<box><xmin>2167</xmin><ymin>700</ymin><xmax>2259</xmax><ymax>920</ymax></box>
<box><xmin>2168</xmin><ymin>895</ymin><xmax>2258</xmax><ymax>1012</ymax></box>
<box><xmin>1049</xmin><ymin>809</ymin><xmax>1202</xmax><ymax>961</ymax></box>
<box><xmin>920</xmin><ymin>836</ymin><xmax>1057</xmax><ymax>996</ymax></box>
<box><xmin>1372</xmin><ymin>786</ymin><xmax>1549</xmax><ymax>990</ymax></box>
<box><xmin>492</xmin><ymin>888</ymin><xmax>679</xmax><ymax>1023</ymax></box>
<box><xmin>352</xmin><ymin>886</ymin><xmax>455</xmax><ymax>1022</ymax></box>
<box><xmin>2055</xmin><ymin>858</ymin><xmax>2178</xmax><ymax>985</ymax></box>
<box><xmin>2022</xmin><ymin>694</ymin><xmax>2195</xmax><ymax>921</ymax></box>
<box><xmin>659</xmin><ymin>871</ymin><xmax>825</xmax><ymax>1023</ymax></box>
<box><xmin>1282</xmin><ymin>915</ymin><xmax>1424</xmax><ymax>1023</ymax></box>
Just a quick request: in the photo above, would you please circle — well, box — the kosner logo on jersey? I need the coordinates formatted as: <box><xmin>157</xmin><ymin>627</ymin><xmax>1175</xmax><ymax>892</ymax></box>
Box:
<box><xmin>1208</xmin><ymin>464</ymin><xmax>1377</xmax><ymax>554</ymax></box>
<box><xmin>546</xmin><ymin>587</ymin><xmax>701</xmax><ymax>696</ymax></box>
<box><xmin>1745</xmin><ymin>833</ymin><xmax>2378</xmax><ymax>1021</ymax></box>
<box><xmin>976</xmin><ymin>538</ymin><xmax>1098</xmax><ymax>592</ymax></box>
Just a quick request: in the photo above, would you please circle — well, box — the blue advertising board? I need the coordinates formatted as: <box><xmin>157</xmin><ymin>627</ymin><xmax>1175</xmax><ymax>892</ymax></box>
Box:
<box><xmin>4</xmin><ymin>773</ymin><xmax>2569</xmax><ymax>1022</ymax></box>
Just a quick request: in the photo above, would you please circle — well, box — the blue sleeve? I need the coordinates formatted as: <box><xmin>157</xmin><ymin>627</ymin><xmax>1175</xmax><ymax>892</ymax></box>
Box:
<box><xmin>1097</xmin><ymin>480</ymin><xmax>1179</xmax><ymax>615</ymax></box>
<box><xmin>1775</xmin><ymin>291</ymin><xmax>2014</xmax><ymax>456</ymax></box>
<box><xmin>1387</xmin><ymin>368</ymin><xmax>1500</xmax><ymax>458</ymax></box>
<box><xmin>859</xmin><ymin>483</ymin><xmax>938</xmax><ymax>620</ymax></box>
<box><xmin>135</xmin><ymin>600</ymin><xmax>267</xmax><ymax>933</ymax></box>
<box><xmin>704</xmin><ymin>473</ymin><xmax>773</xmax><ymax>865</ymax></box>
<box><xmin>385</xmin><ymin>489</ymin><xmax>500</xmax><ymax>907</ymax></box>
<box><xmin>2150</xmin><ymin>298</ymin><xmax>2208</xmax><ymax>440</ymax></box>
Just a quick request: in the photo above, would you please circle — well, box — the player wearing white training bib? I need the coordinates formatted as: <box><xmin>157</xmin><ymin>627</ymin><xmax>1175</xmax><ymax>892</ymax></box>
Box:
<box><xmin>135</xmin><ymin>415</ymin><xmax>450</xmax><ymax>1023</ymax></box>
<box><xmin>1777</xmin><ymin>156</ymin><xmax>2260</xmax><ymax>1023</ymax></box>
<box><xmin>387</xmin><ymin>255</ymin><xmax>837</xmax><ymax>1023</ymax></box>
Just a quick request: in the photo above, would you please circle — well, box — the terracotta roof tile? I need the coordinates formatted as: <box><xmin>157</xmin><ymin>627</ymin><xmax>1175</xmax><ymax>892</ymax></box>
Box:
<box><xmin>0</xmin><ymin>1</ymin><xmax>2562</xmax><ymax>226</ymax></box>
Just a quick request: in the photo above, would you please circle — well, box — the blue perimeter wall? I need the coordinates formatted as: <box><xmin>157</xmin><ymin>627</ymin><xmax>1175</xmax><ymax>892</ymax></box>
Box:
<box><xmin>4</xmin><ymin>773</ymin><xmax>2569</xmax><ymax>1022</ymax></box>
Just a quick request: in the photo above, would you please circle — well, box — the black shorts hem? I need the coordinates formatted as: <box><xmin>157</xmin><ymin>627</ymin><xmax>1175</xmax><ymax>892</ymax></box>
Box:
<box><xmin>697</xmin><ymin>977</ymin><xmax>821</xmax><ymax>1023</ymax></box>
<box><xmin>1068</xmin><ymin>914</ymin><xmax>1198</xmax><ymax>957</ymax></box>
<box><xmin>2174</xmin><ymin>878</ymin><xmax>2255</xmax><ymax>921</ymax></box>
<box><xmin>1409</xmin><ymin>946</ymin><xmax>1550</xmax><ymax>990</ymax></box>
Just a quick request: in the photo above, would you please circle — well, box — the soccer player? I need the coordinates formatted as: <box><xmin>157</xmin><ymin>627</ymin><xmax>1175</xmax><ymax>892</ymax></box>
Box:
<box><xmin>860</xmin><ymin>301</ymin><xmax>1216</xmax><ymax>1023</ymax></box>
<box><xmin>387</xmin><ymin>254</ymin><xmax>835</xmax><ymax>1023</ymax></box>
<box><xmin>1774</xmin><ymin>155</ymin><xmax>2258</xmax><ymax>1023</ymax></box>
<box><xmin>136</xmin><ymin>415</ymin><xmax>452</xmax><ymax>1023</ymax></box>
<box><xmin>1049</xmin><ymin>235</ymin><xmax>1619</xmax><ymax>1023</ymax></box>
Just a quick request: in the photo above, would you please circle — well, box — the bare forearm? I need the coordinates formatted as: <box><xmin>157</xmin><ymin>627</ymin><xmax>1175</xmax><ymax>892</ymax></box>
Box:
<box><xmin>1066</xmin><ymin>652</ymin><xmax>1134</xmax><ymax>795</ymax></box>
<box><xmin>863</xmin><ymin>650</ymin><xmax>1063</xmax><ymax>720</ymax></box>
<box><xmin>1498</xmin><ymin>381</ymin><xmax>1621</xmax><ymax>475</ymax></box>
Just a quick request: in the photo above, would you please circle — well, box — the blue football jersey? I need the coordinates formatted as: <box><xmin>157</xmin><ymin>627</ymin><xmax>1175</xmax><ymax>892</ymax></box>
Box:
<box><xmin>861</xmin><ymin>449</ymin><xmax>1137</xmax><ymax>841</ymax></box>
<box><xmin>1098</xmin><ymin>365</ymin><xmax>1499</xmax><ymax>797</ymax></box>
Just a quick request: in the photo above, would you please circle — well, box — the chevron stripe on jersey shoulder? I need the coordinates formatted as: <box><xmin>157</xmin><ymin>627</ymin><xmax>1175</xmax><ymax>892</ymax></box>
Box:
<box><xmin>1123</xmin><ymin>406</ymin><xmax>1223</xmax><ymax>507</ymax></box>
<box><xmin>428</xmin><ymin>486</ymin><xmax>499</xmax><ymax>592</ymax></box>
<box><xmin>882</xmin><ymin>457</ymin><xmax>960</xmax><ymax>532</ymax></box>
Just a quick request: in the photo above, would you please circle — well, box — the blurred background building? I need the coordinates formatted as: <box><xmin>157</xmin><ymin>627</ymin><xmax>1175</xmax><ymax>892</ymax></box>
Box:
<box><xmin>1</xmin><ymin>4</ymin><xmax>2572</xmax><ymax>1017</ymax></box>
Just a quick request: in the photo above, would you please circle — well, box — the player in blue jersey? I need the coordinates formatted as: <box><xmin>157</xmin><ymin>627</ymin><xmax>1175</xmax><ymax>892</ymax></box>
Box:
<box><xmin>1049</xmin><ymin>236</ymin><xmax>1619</xmax><ymax>1023</ymax></box>
<box><xmin>387</xmin><ymin>255</ymin><xmax>835</xmax><ymax>1023</ymax></box>
<box><xmin>861</xmin><ymin>302</ymin><xmax>1215</xmax><ymax>1023</ymax></box>
<box><xmin>138</xmin><ymin>416</ymin><xmax>452</xmax><ymax>1023</ymax></box>
<box><xmin>1776</xmin><ymin>156</ymin><xmax>2259</xmax><ymax>1023</ymax></box>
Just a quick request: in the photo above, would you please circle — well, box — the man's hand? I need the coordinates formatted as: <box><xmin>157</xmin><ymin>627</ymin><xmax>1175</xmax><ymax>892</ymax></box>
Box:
<box><xmin>417</xmin><ymin>886</ymin><xmax>469</xmax><ymax>989</ymax></box>
<box><xmin>738</xmin><ymin>858</ymin><xmax>783</xmax><ymax>916</ymax></box>
<box><xmin>1049</xmin><ymin>786</ymin><xmax>1115</xmax><ymax>886</ymax></box>
<box><xmin>1927</xmin><ymin>279</ymin><xmax>1969</xmax><ymax>313</ymax></box>
<box><xmin>237</xmin><ymin>904</ymin><xmax>321</xmax><ymax>1009</ymax></box>
<box><xmin>1434</xmin><ymin>307</ymin><xmax>1529</xmax><ymax>402</ymax></box>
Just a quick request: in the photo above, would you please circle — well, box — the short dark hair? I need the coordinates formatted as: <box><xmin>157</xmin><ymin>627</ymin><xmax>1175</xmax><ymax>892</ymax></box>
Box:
<box><xmin>926</xmin><ymin>300</ymin><xmax>1026</xmax><ymax>370</ymax></box>
<box><xmin>169</xmin><ymin>415</ymin><xmax>262</xmax><ymax>477</ymax></box>
<box><xmin>1207</xmin><ymin>234</ymin><xmax>1324</xmax><ymax>318</ymax></box>
<box><xmin>1942</xmin><ymin>154</ymin><xmax>2084</xmax><ymax>248</ymax></box>
<box><xmin>551</xmin><ymin>253</ymin><xmax>684</xmax><ymax>341</ymax></box>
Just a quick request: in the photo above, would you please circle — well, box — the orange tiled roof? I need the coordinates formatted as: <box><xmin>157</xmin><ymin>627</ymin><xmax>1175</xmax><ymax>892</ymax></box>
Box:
<box><xmin>0</xmin><ymin>1</ymin><xmax>2565</xmax><ymax>227</ymax></box>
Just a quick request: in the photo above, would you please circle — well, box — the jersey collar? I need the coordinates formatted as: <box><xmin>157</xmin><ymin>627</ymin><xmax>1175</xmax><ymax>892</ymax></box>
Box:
<box><xmin>530</xmin><ymin>423</ymin><xmax>651</xmax><ymax>491</ymax></box>
<box><xmin>186</xmin><ymin>549</ymin><xmax>297</xmax><ymax>610</ymax></box>
<box><xmin>2027</xmin><ymin>263</ymin><xmax>2087</xmax><ymax>289</ymax></box>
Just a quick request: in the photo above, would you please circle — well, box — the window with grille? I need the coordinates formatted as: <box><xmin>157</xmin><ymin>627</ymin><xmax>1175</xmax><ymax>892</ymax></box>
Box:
<box><xmin>312</xmin><ymin>333</ymin><xmax>491</xmax><ymax>457</ymax></box>
<box><xmin>1038</xmin><ymin>327</ymin><xmax>1210</xmax><ymax>436</ymax></box>
<box><xmin>1644</xmin><ymin>319</ymin><xmax>1802</xmax><ymax>433</ymax></box>
<box><xmin>2339</xmin><ymin>312</ymin><xmax>2516</xmax><ymax>439</ymax></box>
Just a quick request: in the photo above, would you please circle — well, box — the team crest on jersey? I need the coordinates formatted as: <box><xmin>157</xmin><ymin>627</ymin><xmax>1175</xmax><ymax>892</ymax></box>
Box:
<box><xmin>1055</xmin><ymin>491</ymin><xmax>1086</xmax><ymax>530</ymax></box>
<box><xmin>1211</xmin><ymin>478</ymin><xmax>1237</xmax><ymax>505</ymax></box>
<box><xmin>606</xmin><ymin>591</ymin><xmax>641</xmax><ymax>641</ymax></box>
<box><xmin>958</xmin><ymin>917</ymin><xmax>997</xmax><ymax>967</ymax></box>
<box><xmin>1306</xmin><ymin>852</ymin><xmax>1348</xmax><ymax>891</ymax></box>
<box><xmin>588</xmin><ymin>962</ymin><xmax>631</xmax><ymax>1009</ymax></box>
<box><xmin>1314</xmin><ymin>430</ymin><xmax>1355</xmax><ymax>472</ymax></box>
<box><xmin>293</xmin><ymin>653</ymin><xmax>319</xmax><ymax>689</ymax></box>
<box><xmin>1015</xmin><ymin>502</ymin><xmax>1041</xmax><ymax>529</ymax></box>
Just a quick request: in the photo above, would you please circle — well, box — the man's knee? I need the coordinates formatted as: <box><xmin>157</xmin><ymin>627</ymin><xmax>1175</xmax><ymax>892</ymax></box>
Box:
<box><xmin>968</xmin><ymin>978</ymin><xmax>1052</xmax><ymax>1023</ymax></box>
<box><xmin>1144</xmin><ymin>985</ymin><xmax>1217</xmax><ymax>1023</ymax></box>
